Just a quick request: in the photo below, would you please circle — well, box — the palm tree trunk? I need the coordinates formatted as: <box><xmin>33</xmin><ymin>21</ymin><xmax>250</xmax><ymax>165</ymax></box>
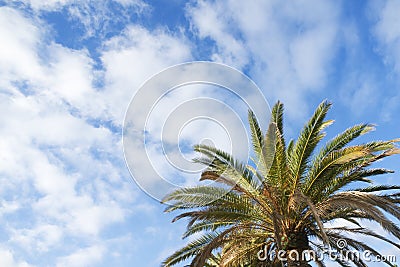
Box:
<box><xmin>285</xmin><ymin>230</ymin><xmax>311</xmax><ymax>267</ymax></box>
<box><xmin>286</xmin><ymin>249</ymin><xmax>312</xmax><ymax>267</ymax></box>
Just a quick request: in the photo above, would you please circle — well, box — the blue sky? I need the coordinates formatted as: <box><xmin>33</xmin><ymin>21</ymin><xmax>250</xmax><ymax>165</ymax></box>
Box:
<box><xmin>0</xmin><ymin>0</ymin><xmax>400</xmax><ymax>266</ymax></box>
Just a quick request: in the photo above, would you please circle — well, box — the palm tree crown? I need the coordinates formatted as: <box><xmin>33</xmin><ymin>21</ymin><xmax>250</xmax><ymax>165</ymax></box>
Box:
<box><xmin>162</xmin><ymin>100</ymin><xmax>400</xmax><ymax>267</ymax></box>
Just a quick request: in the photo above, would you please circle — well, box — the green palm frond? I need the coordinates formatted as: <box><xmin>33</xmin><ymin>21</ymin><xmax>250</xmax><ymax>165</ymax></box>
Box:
<box><xmin>162</xmin><ymin>232</ymin><xmax>219</xmax><ymax>267</ymax></box>
<box><xmin>163</xmin><ymin>186</ymin><xmax>235</xmax><ymax>211</ymax></box>
<box><xmin>288</xmin><ymin>100</ymin><xmax>333</xmax><ymax>194</ymax></box>
<box><xmin>357</xmin><ymin>184</ymin><xmax>400</xmax><ymax>192</ymax></box>
<box><xmin>313</xmin><ymin>123</ymin><xmax>375</xmax><ymax>162</ymax></box>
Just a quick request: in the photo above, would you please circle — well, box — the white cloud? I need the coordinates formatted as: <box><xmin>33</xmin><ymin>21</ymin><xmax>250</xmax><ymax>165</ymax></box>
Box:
<box><xmin>0</xmin><ymin>7</ymin><xmax>44</xmax><ymax>82</ymax></box>
<box><xmin>0</xmin><ymin>5</ymin><xmax>139</xmax><ymax>264</ymax></box>
<box><xmin>11</xmin><ymin>0</ymin><xmax>147</xmax><ymax>12</ymax></box>
<box><xmin>10</xmin><ymin>224</ymin><xmax>63</xmax><ymax>253</ymax></box>
<box><xmin>113</xmin><ymin>0</ymin><xmax>147</xmax><ymax>8</ymax></box>
<box><xmin>66</xmin><ymin>1</ymin><xmax>149</xmax><ymax>38</ymax></box>
<box><xmin>186</xmin><ymin>0</ymin><xmax>340</xmax><ymax>121</ymax></box>
<box><xmin>20</xmin><ymin>0</ymin><xmax>72</xmax><ymax>11</ymax></box>
<box><xmin>339</xmin><ymin>73</ymin><xmax>379</xmax><ymax>116</ymax></box>
<box><xmin>289</xmin><ymin>24</ymin><xmax>337</xmax><ymax>89</ymax></box>
<box><xmin>0</xmin><ymin>200</ymin><xmax>20</xmax><ymax>216</ymax></box>
<box><xmin>368</xmin><ymin>0</ymin><xmax>400</xmax><ymax>120</ymax></box>
<box><xmin>6</xmin><ymin>0</ymin><xmax>150</xmax><ymax>42</ymax></box>
<box><xmin>45</xmin><ymin>46</ymin><xmax>99</xmax><ymax>115</ymax></box>
<box><xmin>101</xmin><ymin>25</ymin><xmax>192</xmax><ymax>123</ymax></box>
<box><xmin>0</xmin><ymin>248</ymin><xmax>32</xmax><ymax>267</ymax></box>
<box><xmin>371</xmin><ymin>0</ymin><xmax>400</xmax><ymax>49</ymax></box>
<box><xmin>56</xmin><ymin>245</ymin><xmax>105</xmax><ymax>267</ymax></box>
<box><xmin>187</xmin><ymin>1</ymin><xmax>250</xmax><ymax>68</ymax></box>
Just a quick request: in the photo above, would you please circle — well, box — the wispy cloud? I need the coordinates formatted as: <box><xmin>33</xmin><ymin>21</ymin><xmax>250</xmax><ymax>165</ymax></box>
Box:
<box><xmin>368</xmin><ymin>0</ymin><xmax>400</xmax><ymax>122</ymax></box>
<box><xmin>187</xmin><ymin>0</ymin><xmax>341</xmax><ymax>122</ymax></box>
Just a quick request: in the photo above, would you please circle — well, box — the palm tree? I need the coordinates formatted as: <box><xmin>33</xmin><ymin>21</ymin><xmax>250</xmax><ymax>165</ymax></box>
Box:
<box><xmin>162</xmin><ymin>100</ymin><xmax>400</xmax><ymax>267</ymax></box>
